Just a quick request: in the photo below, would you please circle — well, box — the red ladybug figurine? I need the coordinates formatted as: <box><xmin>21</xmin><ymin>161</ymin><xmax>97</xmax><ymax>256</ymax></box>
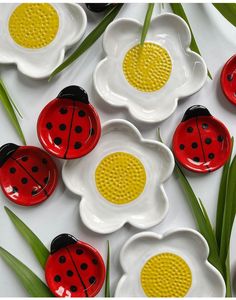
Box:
<box><xmin>0</xmin><ymin>143</ymin><xmax>58</xmax><ymax>206</ymax></box>
<box><xmin>172</xmin><ymin>105</ymin><xmax>231</xmax><ymax>173</ymax></box>
<box><xmin>45</xmin><ymin>234</ymin><xmax>105</xmax><ymax>297</ymax></box>
<box><xmin>221</xmin><ymin>54</ymin><xmax>236</xmax><ymax>105</ymax></box>
<box><xmin>37</xmin><ymin>86</ymin><xmax>101</xmax><ymax>159</ymax></box>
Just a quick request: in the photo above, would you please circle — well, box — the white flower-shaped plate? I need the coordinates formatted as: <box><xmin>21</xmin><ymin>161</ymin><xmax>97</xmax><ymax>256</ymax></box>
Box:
<box><xmin>94</xmin><ymin>13</ymin><xmax>207</xmax><ymax>123</ymax></box>
<box><xmin>0</xmin><ymin>3</ymin><xmax>87</xmax><ymax>79</ymax></box>
<box><xmin>62</xmin><ymin>119</ymin><xmax>174</xmax><ymax>234</ymax></box>
<box><xmin>115</xmin><ymin>229</ymin><xmax>225</xmax><ymax>297</ymax></box>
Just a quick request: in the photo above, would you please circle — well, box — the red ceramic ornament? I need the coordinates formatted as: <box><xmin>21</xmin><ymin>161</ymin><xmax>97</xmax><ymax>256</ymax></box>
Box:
<box><xmin>0</xmin><ymin>143</ymin><xmax>58</xmax><ymax>206</ymax></box>
<box><xmin>221</xmin><ymin>54</ymin><xmax>236</xmax><ymax>105</ymax></box>
<box><xmin>172</xmin><ymin>105</ymin><xmax>231</xmax><ymax>173</ymax></box>
<box><xmin>45</xmin><ymin>234</ymin><xmax>105</xmax><ymax>298</ymax></box>
<box><xmin>37</xmin><ymin>86</ymin><xmax>101</xmax><ymax>159</ymax></box>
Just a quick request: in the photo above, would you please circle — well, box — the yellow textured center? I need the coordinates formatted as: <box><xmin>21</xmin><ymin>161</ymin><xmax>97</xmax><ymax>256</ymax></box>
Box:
<box><xmin>9</xmin><ymin>4</ymin><xmax>59</xmax><ymax>49</ymax></box>
<box><xmin>141</xmin><ymin>253</ymin><xmax>192</xmax><ymax>297</ymax></box>
<box><xmin>95</xmin><ymin>152</ymin><xmax>146</xmax><ymax>205</ymax></box>
<box><xmin>123</xmin><ymin>42</ymin><xmax>172</xmax><ymax>92</ymax></box>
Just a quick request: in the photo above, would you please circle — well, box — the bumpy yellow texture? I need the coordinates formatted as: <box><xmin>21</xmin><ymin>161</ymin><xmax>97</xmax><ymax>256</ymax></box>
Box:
<box><xmin>123</xmin><ymin>42</ymin><xmax>172</xmax><ymax>92</ymax></box>
<box><xmin>9</xmin><ymin>4</ymin><xmax>59</xmax><ymax>49</ymax></box>
<box><xmin>95</xmin><ymin>152</ymin><xmax>146</xmax><ymax>205</ymax></box>
<box><xmin>141</xmin><ymin>253</ymin><xmax>192</xmax><ymax>297</ymax></box>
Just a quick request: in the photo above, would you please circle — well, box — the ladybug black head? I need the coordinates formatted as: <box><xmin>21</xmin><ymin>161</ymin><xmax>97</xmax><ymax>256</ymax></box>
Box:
<box><xmin>86</xmin><ymin>3</ymin><xmax>111</xmax><ymax>12</ymax></box>
<box><xmin>0</xmin><ymin>143</ymin><xmax>19</xmax><ymax>168</ymax></box>
<box><xmin>182</xmin><ymin>105</ymin><xmax>211</xmax><ymax>122</ymax></box>
<box><xmin>57</xmin><ymin>86</ymin><xmax>89</xmax><ymax>104</ymax></box>
<box><xmin>51</xmin><ymin>234</ymin><xmax>78</xmax><ymax>254</ymax></box>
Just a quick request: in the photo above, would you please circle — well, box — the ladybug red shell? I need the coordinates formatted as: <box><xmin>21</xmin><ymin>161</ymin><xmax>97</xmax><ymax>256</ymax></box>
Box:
<box><xmin>221</xmin><ymin>54</ymin><xmax>236</xmax><ymax>105</ymax></box>
<box><xmin>37</xmin><ymin>86</ymin><xmax>101</xmax><ymax>159</ymax></box>
<box><xmin>0</xmin><ymin>143</ymin><xmax>58</xmax><ymax>206</ymax></box>
<box><xmin>45</xmin><ymin>234</ymin><xmax>105</xmax><ymax>297</ymax></box>
<box><xmin>172</xmin><ymin>105</ymin><xmax>231</xmax><ymax>173</ymax></box>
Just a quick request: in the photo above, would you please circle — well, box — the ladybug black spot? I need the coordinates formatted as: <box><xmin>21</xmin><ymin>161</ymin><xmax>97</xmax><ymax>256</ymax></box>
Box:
<box><xmin>59</xmin><ymin>124</ymin><xmax>66</xmax><ymax>131</ymax></box>
<box><xmin>44</xmin><ymin>177</ymin><xmax>49</xmax><ymax>184</ymax></box>
<box><xmin>208</xmin><ymin>153</ymin><xmax>215</xmax><ymax>159</ymax></box>
<box><xmin>32</xmin><ymin>188</ymin><xmax>38</xmax><ymax>195</ymax></box>
<box><xmin>46</xmin><ymin>122</ymin><xmax>53</xmax><ymax>130</ymax></box>
<box><xmin>90</xmin><ymin>128</ymin><xmax>95</xmax><ymax>136</ymax></box>
<box><xmin>59</xmin><ymin>256</ymin><xmax>66</xmax><ymax>264</ymax></box>
<box><xmin>202</xmin><ymin>123</ymin><xmax>208</xmax><ymax>129</ymax></box>
<box><xmin>179</xmin><ymin>144</ymin><xmax>185</xmax><ymax>150</ymax></box>
<box><xmin>67</xmin><ymin>270</ymin><xmax>73</xmax><ymax>277</ymax></box>
<box><xmin>10</xmin><ymin>167</ymin><xmax>16</xmax><ymax>174</ymax></box>
<box><xmin>32</xmin><ymin>166</ymin><xmax>39</xmax><ymax>173</ymax></box>
<box><xmin>76</xmin><ymin>249</ymin><xmax>83</xmax><ymax>255</ymax></box>
<box><xmin>70</xmin><ymin>286</ymin><xmax>77</xmax><ymax>292</ymax></box>
<box><xmin>74</xmin><ymin>142</ymin><xmax>82</xmax><ymax>149</ymax></box>
<box><xmin>217</xmin><ymin>135</ymin><xmax>224</xmax><ymax>142</ymax></box>
<box><xmin>187</xmin><ymin>127</ymin><xmax>193</xmax><ymax>133</ymax></box>
<box><xmin>75</xmin><ymin>126</ymin><xmax>82</xmax><ymax>133</ymax></box>
<box><xmin>227</xmin><ymin>74</ymin><xmax>233</xmax><ymax>81</ymax></box>
<box><xmin>80</xmin><ymin>263</ymin><xmax>88</xmax><ymax>270</ymax></box>
<box><xmin>12</xmin><ymin>186</ymin><xmax>18</xmax><ymax>193</ymax></box>
<box><xmin>205</xmin><ymin>138</ymin><xmax>212</xmax><ymax>145</ymax></box>
<box><xmin>21</xmin><ymin>177</ymin><xmax>28</xmax><ymax>184</ymax></box>
<box><xmin>89</xmin><ymin>276</ymin><xmax>96</xmax><ymax>284</ymax></box>
<box><xmin>92</xmin><ymin>258</ymin><xmax>98</xmax><ymax>265</ymax></box>
<box><xmin>60</xmin><ymin>107</ymin><xmax>68</xmax><ymax>114</ymax></box>
<box><xmin>78</xmin><ymin>110</ymin><xmax>85</xmax><ymax>117</ymax></box>
<box><xmin>54</xmin><ymin>275</ymin><xmax>61</xmax><ymax>282</ymax></box>
<box><xmin>193</xmin><ymin>157</ymin><xmax>200</xmax><ymax>162</ymax></box>
<box><xmin>192</xmin><ymin>142</ymin><xmax>198</xmax><ymax>149</ymax></box>
<box><xmin>22</xmin><ymin>156</ymin><xmax>28</xmax><ymax>162</ymax></box>
<box><xmin>54</xmin><ymin>137</ymin><xmax>62</xmax><ymax>146</ymax></box>
<box><xmin>42</xmin><ymin>158</ymin><xmax>47</xmax><ymax>164</ymax></box>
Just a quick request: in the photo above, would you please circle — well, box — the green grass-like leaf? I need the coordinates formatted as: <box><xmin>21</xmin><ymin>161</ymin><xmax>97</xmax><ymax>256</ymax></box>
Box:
<box><xmin>49</xmin><ymin>4</ymin><xmax>123</xmax><ymax>80</ymax></box>
<box><xmin>0</xmin><ymin>80</ymin><xmax>26</xmax><ymax>145</ymax></box>
<box><xmin>170</xmin><ymin>3</ymin><xmax>212</xmax><ymax>79</ymax></box>
<box><xmin>0</xmin><ymin>247</ymin><xmax>53</xmax><ymax>297</ymax></box>
<box><xmin>140</xmin><ymin>4</ymin><xmax>154</xmax><ymax>45</ymax></box>
<box><xmin>105</xmin><ymin>241</ymin><xmax>110</xmax><ymax>297</ymax></box>
<box><xmin>4</xmin><ymin>206</ymin><xmax>49</xmax><ymax>269</ymax></box>
<box><xmin>213</xmin><ymin>4</ymin><xmax>236</xmax><ymax>27</ymax></box>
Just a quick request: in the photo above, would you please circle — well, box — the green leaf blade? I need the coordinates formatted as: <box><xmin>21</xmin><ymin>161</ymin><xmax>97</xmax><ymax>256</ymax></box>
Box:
<box><xmin>50</xmin><ymin>4</ymin><xmax>123</xmax><ymax>80</ymax></box>
<box><xmin>105</xmin><ymin>241</ymin><xmax>110</xmax><ymax>297</ymax></box>
<box><xmin>0</xmin><ymin>247</ymin><xmax>53</xmax><ymax>297</ymax></box>
<box><xmin>213</xmin><ymin>4</ymin><xmax>236</xmax><ymax>27</ymax></box>
<box><xmin>4</xmin><ymin>206</ymin><xmax>49</xmax><ymax>269</ymax></box>
<box><xmin>0</xmin><ymin>80</ymin><xmax>26</xmax><ymax>145</ymax></box>
<box><xmin>140</xmin><ymin>4</ymin><xmax>154</xmax><ymax>45</ymax></box>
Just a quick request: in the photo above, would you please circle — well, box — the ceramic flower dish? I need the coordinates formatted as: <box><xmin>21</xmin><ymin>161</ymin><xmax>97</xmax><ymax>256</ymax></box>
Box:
<box><xmin>37</xmin><ymin>86</ymin><xmax>101</xmax><ymax>160</ymax></box>
<box><xmin>94</xmin><ymin>13</ymin><xmax>207</xmax><ymax>123</ymax></box>
<box><xmin>115</xmin><ymin>229</ymin><xmax>225</xmax><ymax>297</ymax></box>
<box><xmin>173</xmin><ymin>105</ymin><xmax>231</xmax><ymax>173</ymax></box>
<box><xmin>0</xmin><ymin>3</ymin><xmax>87</xmax><ymax>79</ymax></box>
<box><xmin>0</xmin><ymin>143</ymin><xmax>58</xmax><ymax>206</ymax></box>
<box><xmin>221</xmin><ymin>54</ymin><xmax>236</xmax><ymax>105</ymax></box>
<box><xmin>45</xmin><ymin>234</ymin><xmax>105</xmax><ymax>298</ymax></box>
<box><xmin>62</xmin><ymin>119</ymin><xmax>174</xmax><ymax>234</ymax></box>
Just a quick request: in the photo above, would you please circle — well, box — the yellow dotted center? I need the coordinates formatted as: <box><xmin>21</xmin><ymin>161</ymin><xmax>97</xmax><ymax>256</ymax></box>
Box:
<box><xmin>123</xmin><ymin>42</ymin><xmax>172</xmax><ymax>92</ymax></box>
<box><xmin>95</xmin><ymin>152</ymin><xmax>146</xmax><ymax>205</ymax></box>
<box><xmin>141</xmin><ymin>253</ymin><xmax>192</xmax><ymax>297</ymax></box>
<box><xmin>9</xmin><ymin>4</ymin><xmax>59</xmax><ymax>49</ymax></box>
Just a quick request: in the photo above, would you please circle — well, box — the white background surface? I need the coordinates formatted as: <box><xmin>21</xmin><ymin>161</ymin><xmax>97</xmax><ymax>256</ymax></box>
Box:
<box><xmin>0</xmin><ymin>3</ymin><xmax>236</xmax><ymax>297</ymax></box>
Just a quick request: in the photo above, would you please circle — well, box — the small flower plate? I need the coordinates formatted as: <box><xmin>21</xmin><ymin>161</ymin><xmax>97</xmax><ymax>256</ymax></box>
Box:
<box><xmin>45</xmin><ymin>234</ymin><xmax>105</xmax><ymax>297</ymax></box>
<box><xmin>115</xmin><ymin>229</ymin><xmax>225</xmax><ymax>297</ymax></box>
<box><xmin>94</xmin><ymin>13</ymin><xmax>207</xmax><ymax>123</ymax></box>
<box><xmin>0</xmin><ymin>143</ymin><xmax>58</xmax><ymax>206</ymax></box>
<box><xmin>62</xmin><ymin>119</ymin><xmax>174</xmax><ymax>234</ymax></box>
<box><xmin>172</xmin><ymin>105</ymin><xmax>231</xmax><ymax>173</ymax></box>
<box><xmin>0</xmin><ymin>3</ymin><xmax>87</xmax><ymax>79</ymax></box>
<box><xmin>37</xmin><ymin>86</ymin><xmax>101</xmax><ymax>160</ymax></box>
<box><xmin>221</xmin><ymin>54</ymin><xmax>236</xmax><ymax>105</ymax></box>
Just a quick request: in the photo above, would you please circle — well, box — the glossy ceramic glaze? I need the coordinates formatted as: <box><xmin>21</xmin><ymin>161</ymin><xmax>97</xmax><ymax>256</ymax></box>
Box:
<box><xmin>115</xmin><ymin>229</ymin><xmax>225</xmax><ymax>297</ymax></box>
<box><xmin>0</xmin><ymin>3</ymin><xmax>87</xmax><ymax>79</ymax></box>
<box><xmin>221</xmin><ymin>54</ymin><xmax>236</xmax><ymax>105</ymax></box>
<box><xmin>62</xmin><ymin>119</ymin><xmax>174</xmax><ymax>234</ymax></box>
<box><xmin>0</xmin><ymin>143</ymin><xmax>58</xmax><ymax>206</ymax></box>
<box><xmin>37</xmin><ymin>86</ymin><xmax>101</xmax><ymax>160</ymax></box>
<box><xmin>45</xmin><ymin>234</ymin><xmax>105</xmax><ymax>297</ymax></box>
<box><xmin>94</xmin><ymin>13</ymin><xmax>207</xmax><ymax>123</ymax></box>
<box><xmin>172</xmin><ymin>105</ymin><xmax>231</xmax><ymax>173</ymax></box>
